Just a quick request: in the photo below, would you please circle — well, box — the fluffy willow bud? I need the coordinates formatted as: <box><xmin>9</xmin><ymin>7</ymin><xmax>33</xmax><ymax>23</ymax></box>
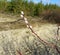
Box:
<box><xmin>20</xmin><ymin>15</ymin><xmax>24</xmax><ymax>18</ymax></box>
<box><xmin>27</xmin><ymin>25</ymin><xmax>29</xmax><ymax>28</ymax></box>
<box><xmin>30</xmin><ymin>25</ymin><xmax>32</xmax><ymax>28</ymax></box>
<box><xmin>21</xmin><ymin>11</ymin><xmax>24</xmax><ymax>15</ymax></box>
<box><xmin>24</xmin><ymin>17</ymin><xmax>27</xmax><ymax>21</ymax></box>
<box><xmin>25</xmin><ymin>20</ymin><xmax>28</xmax><ymax>24</ymax></box>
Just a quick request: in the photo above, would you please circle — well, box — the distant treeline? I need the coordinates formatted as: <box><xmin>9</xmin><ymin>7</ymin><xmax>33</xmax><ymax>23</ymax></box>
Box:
<box><xmin>0</xmin><ymin>0</ymin><xmax>60</xmax><ymax>16</ymax></box>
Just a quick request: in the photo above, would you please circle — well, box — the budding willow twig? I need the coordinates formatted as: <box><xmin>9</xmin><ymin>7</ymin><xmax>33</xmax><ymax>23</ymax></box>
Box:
<box><xmin>20</xmin><ymin>11</ymin><xmax>60</xmax><ymax>54</ymax></box>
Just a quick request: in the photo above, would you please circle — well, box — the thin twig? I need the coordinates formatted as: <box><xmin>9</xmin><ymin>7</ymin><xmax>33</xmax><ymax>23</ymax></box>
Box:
<box><xmin>17</xmin><ymin>50</ymin><xmax>22</xmax><ymax>55</ymax></box>
<box><xmin>20</xmin><ymin>11</ymin><xmax>60</xmax><ymax>54</ymax></box>
<box><xmin>10</xmin><ymin>18</ymin><xmax>23</xmax><ymax>24</ymax></box>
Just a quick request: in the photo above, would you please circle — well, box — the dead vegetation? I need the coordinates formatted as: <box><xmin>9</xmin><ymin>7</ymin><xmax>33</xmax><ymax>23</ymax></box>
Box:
<box><xmin>42</xmin><ymin>10</ymin><xmax>60</xmax><ymax>24</ymax></box>
<box><xmin>0</xmin><ymin>11</ymin><xmax>60</xmax><ymax>55</ymax></box>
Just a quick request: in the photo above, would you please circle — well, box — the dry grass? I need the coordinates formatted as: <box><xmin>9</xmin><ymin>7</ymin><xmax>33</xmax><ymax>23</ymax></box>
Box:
<box><xmin>0</xmin><ymin>14</ymin><xmax>60</xmax><ymax>55</ymax></box>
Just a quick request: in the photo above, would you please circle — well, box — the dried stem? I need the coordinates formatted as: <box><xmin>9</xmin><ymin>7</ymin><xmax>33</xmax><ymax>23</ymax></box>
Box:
<box><xmin>17</xmin><ymin>50</ymin><xmax>22</xmax><ymax>55</ymax></box>
<box><xmin>20</xmin><ymin>11</ymin><xmax>60</xmax><ymax>54</ymax></box>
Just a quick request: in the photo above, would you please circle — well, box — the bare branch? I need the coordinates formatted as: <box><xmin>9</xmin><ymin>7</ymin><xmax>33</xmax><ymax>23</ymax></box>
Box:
<box><xmin>17</xmin><ymin>50</ymin><xmax>22</xmax><ymax>55</ymax></box>
<box><xmin>20</xmin><ymin>11</ymin><xmax>60</xmax><ymax>54</ymax></box>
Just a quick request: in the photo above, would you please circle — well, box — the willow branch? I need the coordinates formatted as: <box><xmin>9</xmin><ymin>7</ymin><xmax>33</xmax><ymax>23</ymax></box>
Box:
<box><xmin>17</xmin><ymin>50</ymin><xmax>22</xmax><ymax>55</ymax></box>
<box><xmin>20</xmin><ymin>11</ymin><xmax>60</xmax><ymax>54</ymax></box>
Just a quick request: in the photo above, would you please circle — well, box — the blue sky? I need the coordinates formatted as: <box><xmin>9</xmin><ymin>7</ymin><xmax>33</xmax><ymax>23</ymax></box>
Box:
<box><xmin>30</xmin><ymin>0</ymin><xmax>60</xmax><ymax>6</ymax></box>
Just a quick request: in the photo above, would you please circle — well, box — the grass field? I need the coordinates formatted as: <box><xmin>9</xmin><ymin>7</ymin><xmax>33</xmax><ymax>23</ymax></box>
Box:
<box><xmin>0</xmin><ymin>14</ymin><xmax>60</xmax><ymax>55</ymax></box>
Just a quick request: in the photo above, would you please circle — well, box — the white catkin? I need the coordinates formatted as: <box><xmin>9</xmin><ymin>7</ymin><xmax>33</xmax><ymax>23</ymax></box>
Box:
<box><xmin>20</xmin><ymin>15</ymin><xmax>24</xmax><ymax>18</ymax></box>
<box><xmin>25</xmin><ymin>20</ymin><xmax>28</xmax><ymax>24</ymax></box>
<box><xmin>27</xmin><ymin>25</ymin><xmax>29</xmax><ymax>28</ymax></box>
<box><xmin>24</xmin><ymin>17</ymin><xmax>27</xmax><ymax>21</ymax></box>
<box><xmin>21</xmin><ymin>11</ymin><xmax>24</xmax><ymax>15</ymax></box>
<box><xmin>30</xmin><ymin>25</ymin><xmax>32</xmax><ymax>28</ymax></box>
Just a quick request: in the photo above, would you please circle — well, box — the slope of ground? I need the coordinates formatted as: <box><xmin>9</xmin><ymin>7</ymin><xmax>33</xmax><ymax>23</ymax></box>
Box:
<box><xmin>0</xmin><ymin>15</ymin><xmax>60</xmax><ymax>55</ymax></box>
